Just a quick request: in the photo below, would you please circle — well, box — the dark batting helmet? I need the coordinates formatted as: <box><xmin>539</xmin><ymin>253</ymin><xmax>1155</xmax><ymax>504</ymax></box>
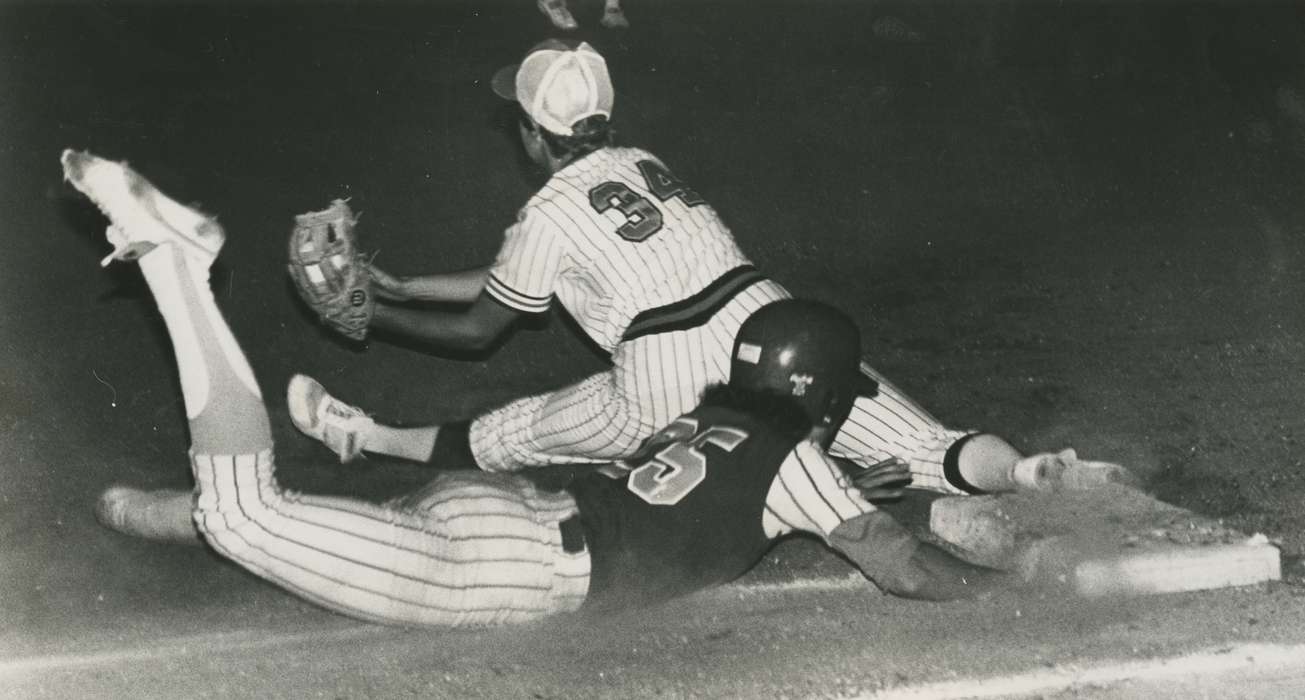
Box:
<box><xmin>729</xmin><ymin>299</ymin><xmax>877</xmax><ymax>428</ymax></box>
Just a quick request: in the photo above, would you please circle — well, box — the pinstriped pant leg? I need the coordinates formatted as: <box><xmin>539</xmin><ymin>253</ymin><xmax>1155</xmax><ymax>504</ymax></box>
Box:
<box><xmin>192</xmin><ymin>452</ymin><xmax>589</xmax><ymax>627</ymax></box>
<box><xmin>468</xmin><ymin>279</ymin><xmax>794</xmax><ymax>472</ymax></box>
<box><xmin>693</xmin><ymin>276</ymin><xmax>974</xmax><ymax>493</ymax></box>
<box><xmin>128</xmin><ymin>233</ymin><xmax>587</xmax><ymax>628</ymax></box>
<box><xmin>467</xmin><ymin>350</ymin><xmax>695</xmax><ymax>473</ymax></box>
<box><xmin>469</xmin><ymin>371</ymin><xmax>655</xmax><ymax>471</ymax></box>
<box><xmin>828</xmin><ymin>360</ymin><xmax>973</xmax><ymax>495</ymax></box>
<box><xmin>390</xmin><ymin>471</ymin><xmax>590</xmax><ymax>617</ymax></box>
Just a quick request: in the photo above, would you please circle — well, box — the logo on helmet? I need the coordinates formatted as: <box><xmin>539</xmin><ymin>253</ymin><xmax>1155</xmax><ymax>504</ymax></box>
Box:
<box><xmin>789</xmin><ymin>373</ymin><xmax>814</xmax><ymax>396</ymax></box>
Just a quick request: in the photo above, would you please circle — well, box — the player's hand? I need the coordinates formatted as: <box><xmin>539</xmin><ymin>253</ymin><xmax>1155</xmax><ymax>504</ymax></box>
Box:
<box><xmin>367</xmin><ymin>263</ymin><xmax>411</xmax><ymax>302</ymax></box>
<box><xmin>851</xmin><ymin>457</ymin><xmax>913</xmax><ymax>502</ymax></box>
<box><xmin>828</xmin><ymin>511</ymin><xmax>1006</xmax><ymax>601</ymax></box>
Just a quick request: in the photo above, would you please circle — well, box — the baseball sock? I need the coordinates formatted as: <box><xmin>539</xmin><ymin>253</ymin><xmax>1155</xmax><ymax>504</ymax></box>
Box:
<box><xmin>94</xmin><ymin>243</ymin><xmax>270</xmax><ymax>541</ymax></box>
<box><xmin>425</xmin><ymin>420</ymin><xmax>481</xmax><ymax>470</ymax></box>
<box><xmin>135</xmin><ymin>244</ymin><xmax>272</xmax><ymax>455</ymax></box>
<box><xmin>363</xmin><ymin>423</ymin><xmax>439</xmax><ymax>462</ymax></box>
<box><xmin>950</xmin><ymin>433</ymin><xmax>1021</xmax><ymax>493</ymax></box>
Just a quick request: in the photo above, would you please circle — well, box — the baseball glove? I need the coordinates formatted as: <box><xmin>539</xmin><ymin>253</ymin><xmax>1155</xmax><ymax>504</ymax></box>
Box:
<box><xmin>287</xmin><ymin>199</ymin><xmax>374</xmax><ymax>341</ymax></box>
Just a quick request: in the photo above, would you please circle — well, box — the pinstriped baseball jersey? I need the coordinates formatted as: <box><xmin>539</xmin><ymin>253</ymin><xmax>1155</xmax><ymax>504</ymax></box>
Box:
<box><xmin>470</xmin><ymin>145</ymin><xmax>789</xmax><ymax>471</ymax></box>
<box><xmin>570</xmin><ymin>401</ymin><xmax>878</xmax><ymax>610</ymax></box>
<box><xmin>485</xmin><ymin>147</ymin><xmax>751</xmax><ymax>353</ymax></box>
<box><xmin>471</xmin><ymin>146</ymin><xmax>981</xmax><ymax>494</ymax></box>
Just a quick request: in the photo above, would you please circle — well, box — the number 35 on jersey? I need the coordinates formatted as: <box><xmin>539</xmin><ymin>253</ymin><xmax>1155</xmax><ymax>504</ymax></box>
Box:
<box><xmin>600</xmin><ymin>417</ymin><xmax>749</xmax><ymax>505</ymax></box>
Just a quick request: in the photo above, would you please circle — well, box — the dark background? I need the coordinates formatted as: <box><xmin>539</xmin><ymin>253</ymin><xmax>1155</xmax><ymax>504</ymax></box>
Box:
<box><xmin>2</xmin><ymin>0</ymin><xmax>1304</xmax><ymax>664</ymax></box>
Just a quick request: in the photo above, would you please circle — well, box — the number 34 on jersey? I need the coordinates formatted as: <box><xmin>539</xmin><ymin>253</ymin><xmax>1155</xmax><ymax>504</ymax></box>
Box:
<box><xmin>589</xmin><ymin>160</ymin><xmax>705</xmax><ymax>243</ymax></box>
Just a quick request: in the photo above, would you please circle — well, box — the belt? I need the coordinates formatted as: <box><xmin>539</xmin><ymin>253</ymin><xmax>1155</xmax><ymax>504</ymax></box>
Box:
<box><xmin>558</xmin><ymin>515</ymin><xmax>587</xmax><ymax>554</ymax></box>
<box><xmin>622</xmin><ymin>265</ymin><xmax>768</xmax><ymax>342</ymax></box>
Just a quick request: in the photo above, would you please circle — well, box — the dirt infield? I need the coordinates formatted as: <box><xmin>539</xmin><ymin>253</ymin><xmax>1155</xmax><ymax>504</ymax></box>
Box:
<box><xmin>3</xmin><ymin>1</ymin><xmax>1305</xmax><ymax>696</ymax></box>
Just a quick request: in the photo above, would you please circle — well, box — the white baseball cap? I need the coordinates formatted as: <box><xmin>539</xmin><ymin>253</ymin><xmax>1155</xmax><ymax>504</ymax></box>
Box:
<box><xmin>491</xmin><ymin>39</ymin><xmax>614</xmax><ymax>137</ymax></box>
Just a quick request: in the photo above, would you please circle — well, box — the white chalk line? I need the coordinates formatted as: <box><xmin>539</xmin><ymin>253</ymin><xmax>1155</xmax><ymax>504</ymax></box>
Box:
<box><xmin>6</xmin><ymin>581</ymin><xmax>1303</xmax><ymax>700</ymax></box>
<box><xmin>0</xmin><ymin>625</ymin><xmax>389</xmax><ymax>676</ymax></box>
<box><xmin>0</xmin><ymin>575</ymin><xmax>867</xmax><ymax>675</ymax></box>
<box><xmin>862</xmin><ymin>642</ymin><xmax>1305</xmax><ymax>699</ymax></box>
<box><xmin>726</xmin><ymin>573</ymin><xmax>870</xmax><ymax>595</ymax></box>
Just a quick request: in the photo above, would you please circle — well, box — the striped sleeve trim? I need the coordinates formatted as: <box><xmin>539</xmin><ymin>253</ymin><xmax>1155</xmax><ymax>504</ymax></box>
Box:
<box><xmin>485</xmin><ymin>273</ymin><xmax>552</xmax><ymax>314</ymax></box>
<box><xmin>942</xmin><ymin>432</ymin><xmax>989</xmax><ymax>494</ymax></box>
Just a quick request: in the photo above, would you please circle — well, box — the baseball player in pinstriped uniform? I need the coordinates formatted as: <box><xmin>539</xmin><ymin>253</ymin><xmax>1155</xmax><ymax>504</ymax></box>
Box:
<box><xmin>65</xmin><ymin>150</ymin><xmax>1025</xmax><ymax>627</ymax></box>
<box><xmin>285</xmin><ymin>39</ymin><xmax>1136</xmax><ymax>503</ymax></box>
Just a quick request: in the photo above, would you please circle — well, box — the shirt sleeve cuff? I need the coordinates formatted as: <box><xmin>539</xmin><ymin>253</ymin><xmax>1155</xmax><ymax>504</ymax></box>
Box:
<box><xmin>485</xmin><ymin>273</ymin><xmax>552</xmax><ymax>314</ymax></box>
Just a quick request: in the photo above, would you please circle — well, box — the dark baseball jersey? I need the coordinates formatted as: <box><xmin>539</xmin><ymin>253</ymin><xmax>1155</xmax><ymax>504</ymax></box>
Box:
<box><xmin>569</xmin><ymin>403</ymin><xmax>815</xmax><ymax>611</ymax></box>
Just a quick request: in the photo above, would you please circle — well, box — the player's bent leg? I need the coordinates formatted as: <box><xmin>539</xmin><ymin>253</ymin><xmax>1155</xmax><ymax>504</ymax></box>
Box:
<box><xmin>470</xmin><ymin>373</ymin><xmax>653</xmax><ymax>472</ymax></box>
<box><xmin>145</xmin><ymin>241</ymin><xmax>582</xmax><ymax>624</ymax></box>
<box><xmin>829</xmin><ymin>360</ymin><xmax>978</xmax><ymax>495</ymax></box>
<box><xmin>70</xmin><ymin>159</ymin><xmax>586</xmax><ymax>626</ymax></box>
<box><xmin>469</xmin><ymin>277</ymin><xmax>792</xmax><ymax>472</ymax></box>
<box><xmin>828</xmin><ymin>362</ymin><xmax>1138</xmax><ymax>495</ymax></box>
<box><xmin>67</xmin><ymin>149</ymin><xmax>253</xmax><ymax>524</ymax></box>
<box><xmin>140</xmin><ymin>236</ymin><xmax>271</xmax><ymax>455</ymax></box>
<box><xmin>192</xmin><ymin>453</ymin><xmax>589</xmax><ymax>626</ymax></box>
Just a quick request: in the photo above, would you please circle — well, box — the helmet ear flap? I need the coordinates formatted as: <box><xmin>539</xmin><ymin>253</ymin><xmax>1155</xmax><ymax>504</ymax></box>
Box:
<box><xmin>821</xmin><ymin>373</ymin><xmax>879</xmax><ymax>427</ymax></box>
<box><xmin>817</xmin><ymin>385</ymin><xmax>857</xmax><ymax>429</ymax></box>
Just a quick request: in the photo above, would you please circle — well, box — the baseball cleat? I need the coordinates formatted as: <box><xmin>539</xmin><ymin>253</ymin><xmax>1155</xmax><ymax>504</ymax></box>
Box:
<box><xmin>600</xmin><ymin>5</ymin><xmax>629</xmax><ymax>29</ymax></box>
<box><xmin>1011</xmin><ymin>448</ymin><xmax>1140</xmax><ymax>492</ymax></box>
<box><xmin>95</xmin><ymin>485</ymin><xmax>202</xmax><ymax>545</ymax></box>
<box><xmin>287</xmin><ymin>374</ymin><xmax>373</xmax><ymax>463</ymax></box>
<box><xmin>60</xmin><ymin>149</ymin><xmax>225</xmax><ymax>267</ymax></box>
<box><xmin>537</xmin><ymin>0</ymin><xmax>578</xmax><ymax>30</ymax></box>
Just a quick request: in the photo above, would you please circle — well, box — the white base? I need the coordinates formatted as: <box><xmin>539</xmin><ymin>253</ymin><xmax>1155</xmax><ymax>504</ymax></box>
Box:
<box><xmin>1075</xmin><ymin>539</ymin><xmax>1282</xmax><ymax>597</ymax></box>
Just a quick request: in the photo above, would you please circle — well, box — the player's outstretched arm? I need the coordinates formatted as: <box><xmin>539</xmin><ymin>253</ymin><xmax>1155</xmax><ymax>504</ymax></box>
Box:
<box><xmin>368</xmin><ymin>263</ymin><xmax>489</xmax><ymax>304</ymax></box>
<box><xmin>827</xmin><ymin>510</ymin><xmax>1014</xmax><ymax>601</ymax></box>
<box><xmin>760</xmin><ymin>441</ymin><xmax>1011</xmax><ymax>600</ymax></box>
<box><xmin>370</xmin><ymin>291</ymin><xmax>521</xmax><ymax>352</ymax></box>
